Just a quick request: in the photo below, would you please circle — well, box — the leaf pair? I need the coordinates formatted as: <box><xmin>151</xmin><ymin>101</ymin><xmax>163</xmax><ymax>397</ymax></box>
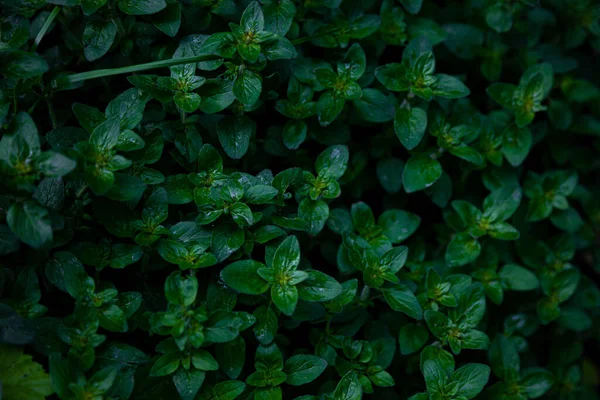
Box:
<box><xmin>221</xmin><ymin>236</ymin><xmax>342</xmax><ymax>316</ymax></box>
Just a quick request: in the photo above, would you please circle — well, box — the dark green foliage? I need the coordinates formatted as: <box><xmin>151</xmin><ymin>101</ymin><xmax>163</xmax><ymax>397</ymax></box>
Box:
<box><xmin>1</xmin><ymin>1</ymin><xmax>600</xmax><ymax>400</ymax></box>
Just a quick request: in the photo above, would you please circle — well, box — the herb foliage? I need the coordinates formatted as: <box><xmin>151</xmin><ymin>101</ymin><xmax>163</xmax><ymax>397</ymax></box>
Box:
<box><xmin>1</xmin><ymin>1</ymin><xmax>599</xmax><ymax>400</ymax></box>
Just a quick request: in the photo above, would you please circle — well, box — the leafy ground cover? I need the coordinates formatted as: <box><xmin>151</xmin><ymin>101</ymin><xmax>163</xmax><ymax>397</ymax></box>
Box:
<box><xmin>1</xmin><ymin>0</ymin><xmax>600</xmax><ymax>399</ymax></box>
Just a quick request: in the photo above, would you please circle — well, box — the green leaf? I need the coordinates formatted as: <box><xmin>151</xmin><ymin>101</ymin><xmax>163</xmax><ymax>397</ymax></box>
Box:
<box><xmin>0</xmin><ymin>344</ymin><xmax>53</xmax><ymax>400</ymax></box>
<box><xmin>152</xmin><ymin>3</ymin><xmax>181</xmax><ymax>37</ymax></box>
<box><xmin>487</xmin><ymin>83</ymin><xmax>517</xmax><ymax>110</ymax></box>
<box><xmin>264</xmin><ymin>37</ymin><xmax>296</xmax><ymax>61</ymax></box>
<box><xmin>173</xmin><ymin>368</ymin><xmax>206</xmax><ymax>400</ymax></box>
<box><xmin>433</xmin><ymin>74</ymin><xmax>470</xmax><ymax>98</ymax></box>
<box><xmin>351</xmin><ymin>201</ymin><xmax>374</xmax><ymax>232</ymax></box>
<box><xmin>216</xmin><ymin>337</ymin><xmax>245</xmax><ymax>379</ymax></box>
<box><xmin>72</xmin><ymin>103</ymin><xmax>106</xmax><ymax>133</ymax></box>
<box><xmin>174</xmin><ymin>92</ymin><xmax>201</xmax><ymax>113</ymax></box>
<box><xmin>36</xmin><ymin>151</ymin><xmax>77</xmax><ymax>178</ymax></box>
<box><xmin>282</xmin><ymin>120</ymin><xmax>307</xmax><ymax>150</ymax></box>
<box><xmin>0</xmin><ymin>224</ymin><xmax>20</xmax><ymax>255</ymax></box>
<box><xmin>45</xmin><ymin>251</ymin><xmax>88</xmax><ymax>297</ymax></box>
<box><xmin>150</xmin><ymin>352</ymin><xmax>180</xmax><ymax>377</ymax></box>
<box><xmin>399</xmin><ymin>323</ymin><xmax>429</xmax><ymax>355</ymax></box>
<box><xmin>99</xmin><ymin>304</ymin><xmax>128</xmax><ymax>332</ymax></box>
<box><xmin>273</xmin><ymin>235</ymin><xmax>300</xmax><ymax>273</ymax></box>
<box><xmin>338</xmin><ymin>43</ymin><xmax>366</xmax><ymax>80</ymax></box>
<box><xmin>377</xmin><ymin>157</ymin><xmax>404</xmax><ymax>193</ymax></box>
<box><xmin>198</xmin><ymin>380</ymin><xmax>246</xmax><ymax>400</ymax></box>
<box><xmin>451</xmin><ymin>363</ymin><xmax>490</xmax><ymax>399</ymax></box>
<box><xmin>105</xmin><ymin>88</ymin><xmax>149</xmax><ymax>130</ymax></box>
<box><xmin>353</xmin><ymin>88</ymin><xmax>395</xmax><ymax>123</ymax></box>
<box><xmin>0</xmin><ymin>49</ymin><xmax>48</xmax><ymax>79</ymax></box>
<box><xmin>221</xmin><ymin>260</ymin><xmax>269</xmax><ymax>295</ymax></box>
<box><xmin>446</xmin><ymin>233</ymin><xmax>481</xmax><ymax>267</ymax></box>
<box><xmin>483</xmin><ymin>186</ymin><xmax>522</xmax><ymax>223</ymax></box>
<box><xmin>451</xmin><ymin>284</ymin><xmax>487</xmax><ymax>328</ymax></box>
<box><xmin>420</xmin><ymin>345</ymin><xmax>455</xmax><ymax>377</ymax></box>
<box><xmin>283</xmin><ymin>355</ymin><xmax>327</xmax><ymax>386</ymax></box>
<box><xmin>164</xmin><ymin>271</ymin><xmax>198</xmax><ymax>307</ymax></box>
<box><xmin>191</xmin><ymin>350</ymin><xmax>219</xmax><ymax>371</ymax></box>
<box><xmin>263</xmin><ymin>0</ymin><xmax>296</xmax><ymax>36</ymax></box>
<box><xmin>89</xmin><ymin>117</ymin><xmax>121</xmax><ymax>153</ymax></box>
<box><xmin>403</xmin><ymin>154</ymin><xmax>443</xmax><ymax>193</ymax></box>
<box><xmin>241</xmin><ymin>1</ymin><xmax>264</xmax><ymax>32</ymax></box>
<box><xmin>316</xmin><ymin>145</ymin><xmax>349</xmax><ymax>180</ymax></box>
<box><xmin>299</xmin><ymin>199</ymin><xmax>330</xmax><ymax>236</ymax></box>
<box><xmin>245</xmin><ymin>185</ymin><xmax>278</xmax><ymax>205</ymax></box>
<box><xmin>317</xmin><ymin>92</ymin><xmax>345</xmax><ymax>127</ymax></box>
<box><xmin>233</xmin><ymin>68</ymin><xmax>262</xmax><ymax>105</ymax></box>
<box><xmin>297</xmin><ymin>270</ymin><xmax>342</xmax><ymax>301</ymax></box>
<box><xmin>271</xmin><ymin>284</ymin><xmax>298</xmax><ymax>316</ymax></box>
<box><xmin>520</xmin><ymin>63</ymin><xmax>553</xmax><ymax>99</ymax></box>
<box><xmin>253</xmin><ymin>304</ymin><xmax>278</xmax><ymax>345</ymax></box>
<box><xmin>499</xmin><ymin>264</ymin><xmax>539</xmax><ymax>291</ymax></box>
<box><xmin>82</xmin><ymin>20</ymin><xmax>117</xmax><ymax>62</ymax></box>
<box><xmin>116</xmin><ymin>129</ymin><xmax>145</xmax><ymax>152</ymax></box>
<box><xmin>399</xmin><ymin>0</ymin><xmax>423</xmax><ymax>14</ymax></box>
<box><xmin>375</xmin><ymin>64</ymin><xmax>409</xmax><ymax>92</ymax></box>
<box><xmin>442</xmin><ymin>23</ymin><xmax>483</xmax><ymax>60</ymax></box>
<box><xmin>379</xmin><ymin>209</ymin><xmax>421</xmax><ymax>243</ymax></box>
<box><xmin>422</xmin><ymin>359</ymin><xmax>447</xmax><ymax>394</ymax></box>
<box><xmin>551</xmin><ymin>208</ymin><xmax>584</xmax><ymax>233</ymax></box>
<box><xmin>217</xmin><ymin>115</ymin><xmax>253</xmax><ymax>160</ymax></box>
<box><xmin>502</xmin><ymin>125</ymin><xmax>532</xmax><ymax>166</ymax></box>
<box><xmin>521</xmin><ymin>370</ymin><xmax>554</xmax><ymax>398</ymax></box>
<box><xmin>106</xmin><ymin>173</ymin><xmax>146</xmax><ymax>203</ymax></box>
<box><xmin>118</xmin><ymin>0</ymin><xmax>166</xmax><ymax>15</ymax></box>
<box><xmin>486</xmin><ymin>4</ymin><xmax>512</xmax><ymax>32</ymax></box>
<box><xmin>7</xmin><ymin>201</ymin><xmax>52</xmax><ymax>249</ymax></box>
<box><xmin>49</xmin><ymin>354</ymin><xmax>82</xmax><ymax>400</ymax></box>
<box><xmin>162</xmin><ymin>174</ymin><xmax>195</xmax><ymax>204</ymax></box>
<box><xmin>332</xmin><ymin>371</ymin><xmax>362</xmax><ymax>400</ymax></box>
<box><xmin>80</xmin><ymin>0</ymin><xmax>108</xmax><ymax>15</ymax></box>
<box><xmin>198</xmin><ymin>79</ymin><xmax>236</xmax><ymax>113</ymax></box>
<box><xmin>381</xmin><ymin>286</ymin><xmax>423</xmax><ymax>320</ymax></box>
<box><xmin>142</xmin><ymin>187</ymin><xmax>168</xmax><ymax>227</ymax></box>
<box><xmin>394</xmin><ymin>107</ymin><xmax>427</xmax><ymax>150</ymax></box>
<box><xmin>489</xmin><ymin>334</ymin><xmax>519</xmax><ymax>381</ymax></box>
<box><xmin>254</xmin><ymin>225</ymin><xmax>286</xmax><ymax>244</ymax></box>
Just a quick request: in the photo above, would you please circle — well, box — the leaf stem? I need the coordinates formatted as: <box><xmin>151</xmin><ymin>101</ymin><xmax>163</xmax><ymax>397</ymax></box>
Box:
<box><xmin>32</xmin><ymin>6</ymin><xmax>61</xmax><ymax>51</ymax></box>
<box><xmin>430</xmin><ymin>147</ymin><xmax>445</xmax><ymax>160</ymax></box>
<box><xmin>51</xmin><ymin>54</ymin><xmax>221</xmax><ymax>88</ymax></box>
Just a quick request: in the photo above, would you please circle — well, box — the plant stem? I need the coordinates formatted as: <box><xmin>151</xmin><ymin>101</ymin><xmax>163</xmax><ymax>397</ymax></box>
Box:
<box><xmin>51</xmin><ymin>54</ymin><xmax>221</xmax><ymax>88</ymax></box>
<box><xmin>430</xmin><ymin>147</ymin><xmax>445</xmax><ymax>160</ymax></box>
<box><xmin>27</xmin><ymin>98</ymin><xmax>41</xmax><ymax>114</ymax></box>
<box><xmin>360</xmin><ymin>285</ymin><xmax>371</xmax><ymax>302</ymax></box>
<box><xmin>76</xmin><ymin>184</ymin><xmax>88</xmax><ymax>199</ymax></box>
<box><xmin>32</xmin><ymin>6</ymin><xmax>61</xmax><ymax>51</ymax></box>
<box><xmin>49</xmin><ymin>29</ymin><xmax>339</xmax><ymax>88</ymax></box>
<box><xmin>45</xmin><ymin>97</ymin><xmax>58</xmax><ymax>129</ymax></box>
<box><xmin>291</xmin><ymin>27</ymin><xmax>343</xmax><ymax>45</ymax></box>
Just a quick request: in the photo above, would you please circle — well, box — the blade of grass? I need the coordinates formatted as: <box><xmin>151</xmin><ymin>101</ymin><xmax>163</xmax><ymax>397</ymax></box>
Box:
<box><xmin>32</xmin><ymin>6</ymin><xmax>61</xmax><ymax>51</ymax></box>
<box><xmin>50</xmin><ymin>54</ymin><xmax>222</xmax><ymax>88</ymax></box>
